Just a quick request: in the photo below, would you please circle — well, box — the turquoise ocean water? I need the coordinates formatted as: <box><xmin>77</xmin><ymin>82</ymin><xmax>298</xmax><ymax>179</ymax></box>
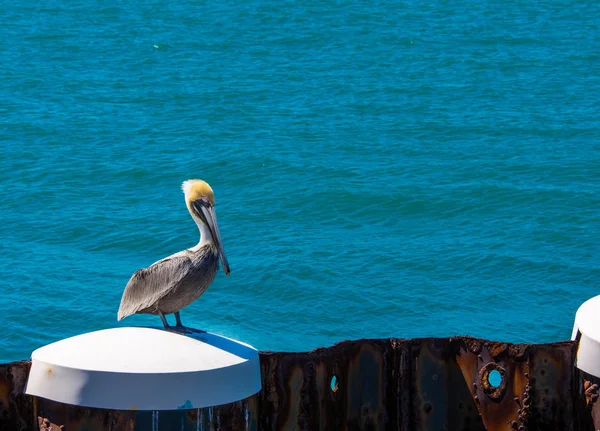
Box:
<box><xmin>1</xmin><ymin>1</ymin><xmax>599</xmax><ymax>363</ymax></box>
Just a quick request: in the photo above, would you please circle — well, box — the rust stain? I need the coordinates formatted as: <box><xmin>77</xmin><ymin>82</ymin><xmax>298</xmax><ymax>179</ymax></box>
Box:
<box><xmin>281</xmin><ymin>366</ymin><xmax>303</xmax><ymax>430</ymax></box>
<box><xmin>345</xmin><ymin>342</ymin><xmax>388</xmax><ymax>430</ymax></box>
<box><xmin>38</xmin><ymin>416</ymin><xmax>64</xmax><ymax>431</ymax></box>
<box><xmin>584</xmin><ymin>380</ymin><xmax>599</xmax><ymax>406</ymax></box>
<box><xmin>0</xmin><ymin>378</ymin><xmax>10</xmax><ymax>408</ymax></box>
<box><xmin>487</xmin><ymin>343</ymin><xmax>508</xmax><ymax>358</ymax></box>
<box><xmin>461</xmin><ymin>343</ymin><xmax>529</xmax><ymax>431</ymax></box>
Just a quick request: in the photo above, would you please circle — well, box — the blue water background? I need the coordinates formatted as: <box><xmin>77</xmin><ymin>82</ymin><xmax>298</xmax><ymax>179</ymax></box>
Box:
<box><xmin>1</xmin><ymin>1</ymin><xmax>599</xmax><ymax>362</ymax></box>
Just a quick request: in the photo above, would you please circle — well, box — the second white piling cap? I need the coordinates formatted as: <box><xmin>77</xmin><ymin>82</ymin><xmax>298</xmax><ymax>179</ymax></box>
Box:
<box><xmin>25</xmin><ymin>327</ymin><xmax>261</xmax><ymax>410</ymax></box>
<box><xmin>573</xmin><ymin>295</ymin><xmax>600</xmax><ymax>377</ymax></box>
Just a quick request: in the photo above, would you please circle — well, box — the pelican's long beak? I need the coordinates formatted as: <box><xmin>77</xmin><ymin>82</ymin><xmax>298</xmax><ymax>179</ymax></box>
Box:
<box><xmin>193</xmin><ymin>201</ymin><xmax>230</xmax><ymax>275</ymax></box>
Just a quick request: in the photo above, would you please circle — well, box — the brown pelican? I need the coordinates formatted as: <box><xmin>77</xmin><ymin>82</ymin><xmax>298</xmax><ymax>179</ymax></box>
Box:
<box><xmin>117</xmin><ymin>179</ymin><xmax>230</xmax><ymax>329</ymax></box>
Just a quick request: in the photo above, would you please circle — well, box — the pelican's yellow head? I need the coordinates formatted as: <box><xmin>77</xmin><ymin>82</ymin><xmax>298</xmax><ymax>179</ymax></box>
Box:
<box><xmin>181</xmin><ymin>179</ymin><xmax>230</xmax><ymax>276</ymax></box>
<box><xmin>182</xmin><ymin>179</ymin><xmax>215</xmax><ymax>208</ymax></box>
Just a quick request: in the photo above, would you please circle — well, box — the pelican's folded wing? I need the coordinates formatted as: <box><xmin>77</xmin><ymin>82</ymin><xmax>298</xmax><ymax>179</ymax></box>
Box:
<box><xmin>117</xmin><ymin>255</ymin><xmax>193</xmax><ymax>320</ymax></box>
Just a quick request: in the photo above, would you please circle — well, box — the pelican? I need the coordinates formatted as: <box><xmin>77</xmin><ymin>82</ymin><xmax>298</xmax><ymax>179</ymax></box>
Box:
<box><xmin>117</xmin><ymin>179</ymin><xmax>230</xmax><ymax>329</ymax></box>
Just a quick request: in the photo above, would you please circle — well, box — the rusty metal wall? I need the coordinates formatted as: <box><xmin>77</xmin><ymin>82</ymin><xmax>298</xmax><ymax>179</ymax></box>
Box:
<box><xmin>0</xmin><ymin>337</ymin><xmax>595</xmax><ymax>431</ymax></box>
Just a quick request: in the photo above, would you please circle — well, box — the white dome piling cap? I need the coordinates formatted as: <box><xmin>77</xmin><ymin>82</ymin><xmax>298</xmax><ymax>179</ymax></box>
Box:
<box><xmin>572</xmin><ymin>295</ymin><xmax>600</xmax><ymax>377</ymax></box>
<box><xmin>25</xmin><ymin>327</ymin><xmax>261</xmax><ymax>410</ymax></box>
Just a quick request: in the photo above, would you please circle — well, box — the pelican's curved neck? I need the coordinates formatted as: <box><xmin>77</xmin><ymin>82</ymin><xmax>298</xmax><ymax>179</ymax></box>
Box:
<box><xmin>191</xmin><ymin>219</ymin><xmax>213</xmax><ymax>251</ymax></box>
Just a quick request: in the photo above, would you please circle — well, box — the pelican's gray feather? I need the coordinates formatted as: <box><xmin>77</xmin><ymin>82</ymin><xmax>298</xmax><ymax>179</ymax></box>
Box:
<box><xmin>117</xmin><ymin>245</ymin><xmax>218</xmax><ymax>321</ymax></box>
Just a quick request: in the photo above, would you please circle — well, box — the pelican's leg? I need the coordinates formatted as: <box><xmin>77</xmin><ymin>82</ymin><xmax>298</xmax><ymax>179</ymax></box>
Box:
<box><xmin>174</xmin><ymin>311</ymin><xmax>183</xmax><ymax>328</ymax></box>
<box><xmin>158</xmin><ymin>311</ymin><xmax>170</xmax><ymax>329</ymax></box>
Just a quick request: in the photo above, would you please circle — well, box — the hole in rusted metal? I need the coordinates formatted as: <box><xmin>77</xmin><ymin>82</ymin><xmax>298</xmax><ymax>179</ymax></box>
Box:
<box><xmin>489</xmin><ymin>369</ymin><xmax>502</xmax><ymax>387</ymax></box>
<box><xmin>479</xmin><ymin>362</ymin><xmax>507</xmax><ymax>400</ymax></box>
<box><xmin>330</xmin><ymin>375</ymin><xmax>338</xmax><ymax>392</ymax></box>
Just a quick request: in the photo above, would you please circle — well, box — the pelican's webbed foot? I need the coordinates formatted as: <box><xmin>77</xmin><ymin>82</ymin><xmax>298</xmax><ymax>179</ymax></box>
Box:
<box><xmin>165</xmin><ymin>312</ymin><xmax>206</xmax><ymax>335</ymax></box>
<box><xmin>168</xmin><ymin>312</ymin><xmax>190</xmax><ymax>333</ymax></box>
